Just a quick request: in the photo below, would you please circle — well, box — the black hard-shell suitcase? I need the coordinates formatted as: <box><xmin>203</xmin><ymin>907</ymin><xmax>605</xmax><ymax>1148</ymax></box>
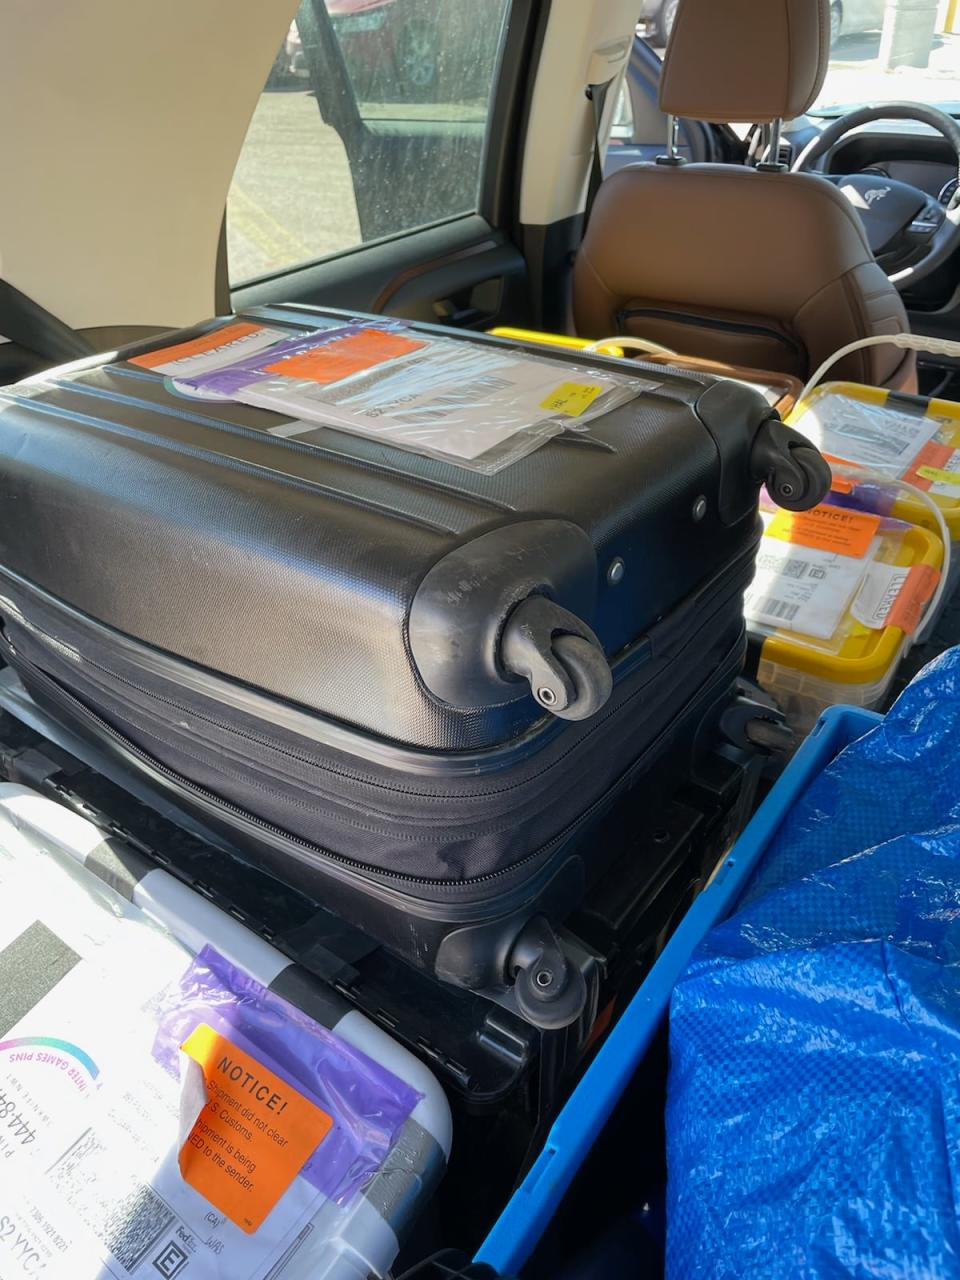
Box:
<box><xmin>0</xmin><ymin>306</ymin><xmax>827</xmax><ymax>1026</ymax></box>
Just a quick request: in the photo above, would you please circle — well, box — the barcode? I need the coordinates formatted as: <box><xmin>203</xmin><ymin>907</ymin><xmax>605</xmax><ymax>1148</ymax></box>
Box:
<box><xmin>395</xmin><ymin>375</ymin><xmax>516</xmax><ymax>422</ymax></box>
<box><xmin>108</xmin><ymin>1186</ymin><xmax>176</xmax><ymax>1273</ymax></box>
<box><xmin>49</xmin><ymin>1128</ymin><xmax>176</xmax><ymax>1272</ymax></box>
<box><xmin>756</xmin><ymin>552</ymin><xmax>809</xmax><ymax>580</ymax></box>
<box><xmin>750</xmin><ymin>596</ymin><xmax>800</xmax><ymax>623</ymax></box>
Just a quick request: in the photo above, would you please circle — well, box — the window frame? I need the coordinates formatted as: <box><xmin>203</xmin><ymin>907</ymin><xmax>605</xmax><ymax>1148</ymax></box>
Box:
<box><xmin>227</xmin><ymin>0</ymin><xmax>539</xmax><ymax>291</ymax></box>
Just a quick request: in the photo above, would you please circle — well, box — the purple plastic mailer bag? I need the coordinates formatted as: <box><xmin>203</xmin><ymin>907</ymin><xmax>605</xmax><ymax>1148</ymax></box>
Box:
<box><xmin>152</xmin><ymin>945</ymin><xmax>421</xmax><ymax>1207</ymax></box>
<box><xmin>179</xmin><ymin>317</ymin><xmax>411</xmax><ymax>399</ymax></box>
<box><xmin>176</xmin><ymin>325</ymin><xmax>359</xmax><ymax>398</ymax></box>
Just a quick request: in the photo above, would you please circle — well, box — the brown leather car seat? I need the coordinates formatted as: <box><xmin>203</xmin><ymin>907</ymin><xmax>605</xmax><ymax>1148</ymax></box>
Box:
<box><xmin>573</xmin><ymin>0</ymin><xmax>917</xmax><ymax>392</ymax></box>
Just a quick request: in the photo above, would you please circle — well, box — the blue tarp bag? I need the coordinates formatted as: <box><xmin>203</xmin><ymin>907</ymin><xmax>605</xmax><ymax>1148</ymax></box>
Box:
<box><xmin>667</xmin><ymin>647</ymin><xmax>960</xmax><ymax>1279</ymax></box>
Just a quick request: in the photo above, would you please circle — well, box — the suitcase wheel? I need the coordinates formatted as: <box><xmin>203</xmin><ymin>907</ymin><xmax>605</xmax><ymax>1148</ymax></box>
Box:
<box><xmin>508</xmin><ymin>916</ymin><xmax>589</xmax><ymax>1030</ymax></box>
<box><xmin>750</xmin><ymin>420</ymin><xmax>832</xmax><ymax>512</ymax></box>
<box><xmin>501</xmin><ymin>597</ymin><xmax>613</xmax><ymax>723</ymax></box>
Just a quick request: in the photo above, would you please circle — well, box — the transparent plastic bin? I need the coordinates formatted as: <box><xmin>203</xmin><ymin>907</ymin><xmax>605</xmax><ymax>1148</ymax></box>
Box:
<box><xmin>787</xmin><ymin>380</ymin><xmax>960</xmax><ymax>596</ymax></box>
<box><xmin>747</xmin><ymin>499</ymin><xmax>943</xmax><ymax>735</ymax></box>
<box><xmin>757</xmin><ymin>640</ymin><xmax>906</xmax><ymax>736</ymax></box>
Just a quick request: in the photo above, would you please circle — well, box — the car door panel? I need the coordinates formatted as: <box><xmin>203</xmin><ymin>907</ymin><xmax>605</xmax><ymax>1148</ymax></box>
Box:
<box><xmin>233</xmin><ymin>216</ymin><xmax>527</xmax><ymax>330</ymax></box>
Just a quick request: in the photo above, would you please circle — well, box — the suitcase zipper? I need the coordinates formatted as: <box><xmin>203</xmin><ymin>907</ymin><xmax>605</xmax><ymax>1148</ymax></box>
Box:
<box><xmin>3</xmin><ymin>563</ymin><xmax>750</xmax><ymax>802</ymax></box>
<box><xmin>617</xmin><ymin>307</ymin><xmax>803</xmax><ymax>359</ymax></box>
<box><xmin>3</xmin><ymin>638</ymin><xmax>743</xmax><ymax>897</ymax></box>
<box><xmin>15</xmin><ymin>624</ymin><xmax>653</xmax><ymax>804</ymax></box>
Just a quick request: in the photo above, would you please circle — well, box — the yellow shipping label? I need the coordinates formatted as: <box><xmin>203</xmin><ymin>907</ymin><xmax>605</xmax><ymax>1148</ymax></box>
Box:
<box><xmin>917</xmin><ymin>464</ymin><xmax>960</xmax><ymax>488</ymax></box>
<box><xmin>540</xmin><ymin>382</ymin><xmax>604</xmax><ymax>416</ymax></box>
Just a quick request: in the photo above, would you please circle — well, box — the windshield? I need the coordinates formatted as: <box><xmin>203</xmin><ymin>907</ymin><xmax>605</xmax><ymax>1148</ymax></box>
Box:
<box><xmin>812</xmin><ymin>7</ymin><xmax>960</xmax><ymax>113</ymax></box>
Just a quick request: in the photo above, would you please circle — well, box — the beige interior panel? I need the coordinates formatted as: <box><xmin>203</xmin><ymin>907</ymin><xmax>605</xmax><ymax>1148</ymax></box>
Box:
<box><xmin>519</xmin><ymin>0</ymin><xmax>640</xmax><ymax>227</ymax></box>
<box><xmin>0</xmin><ymin>0</ymin><xmax>297</xmax><ymax>332</ymax></box>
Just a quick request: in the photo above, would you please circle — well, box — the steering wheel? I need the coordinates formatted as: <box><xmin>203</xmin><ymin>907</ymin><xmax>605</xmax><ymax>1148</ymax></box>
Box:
<box><xmin>792</xmin><ymin>102</ymin><xmax>960</xmax><ymax>293</ymax></box>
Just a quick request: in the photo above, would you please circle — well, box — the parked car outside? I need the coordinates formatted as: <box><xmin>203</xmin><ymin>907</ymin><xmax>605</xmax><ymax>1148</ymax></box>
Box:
<box><xmin>326</xmin><ymin>0</ymin><xmax>503</xmax><ymax>103</ymax></box>
<box><xmin>268</xmin><ymin>1</ymin><xmax>503</xmax><ymax>102</ymax></box>
<box><xmin>829</xmin><ymin>0</ymin><xmax>888</xmax><ymax>41</ymax></box>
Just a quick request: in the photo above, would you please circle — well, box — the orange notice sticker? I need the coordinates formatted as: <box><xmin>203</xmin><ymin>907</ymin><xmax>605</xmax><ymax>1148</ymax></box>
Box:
<box><xmin>904</xmin><ymin>440</ymin><xmax>956</xmax><ymax>491</ymax></box>
<box><xmin>266</xmin><ymin>328</ymin><xmax>425</xmax><ymax>384</ymax></box>
<box><xmin>887</xmin><ymin>562</ymin><xmax>941</xmax><ymax>635</ymax></box>
<box><xmin>766</xmin><ymin>506</ymin><xmax>880</xmax><ymax>559</ymax></box>
<box><xmin>130</xmin><ymin>323</ymin><xmax>267</xmax><ymax>370</ymax></box>
<box><xmin>179</xmin><ymin>1023</ymin><xmax>333</xmax><ymax>1233</ymax></box>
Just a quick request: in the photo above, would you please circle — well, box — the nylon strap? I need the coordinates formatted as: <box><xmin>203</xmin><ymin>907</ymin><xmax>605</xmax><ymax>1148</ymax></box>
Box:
<box><xmin>584</xmin><ymin>79</ymin><xmax>615</xmax><ymax>229</ymax></box>
<box><xmin>0</xmin><ymin>279</ymin><xmax>93</xmax><ymax>363</ymax></box>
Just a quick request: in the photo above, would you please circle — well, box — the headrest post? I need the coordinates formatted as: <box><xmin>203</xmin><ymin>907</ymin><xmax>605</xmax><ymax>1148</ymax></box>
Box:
<box><xmin>667</xmin><ymin>114</ymin><xmax>679</xmax><ymax>160</ymax></box>
<box><xmin>656</xmin><ymin>114</ymin><xmax>686</xmax><ymax>168</ymax></box>
<box><xmin>757</xmin><ymin>117</ymin><xmax>787</xmax><ymax>172</ymax></box>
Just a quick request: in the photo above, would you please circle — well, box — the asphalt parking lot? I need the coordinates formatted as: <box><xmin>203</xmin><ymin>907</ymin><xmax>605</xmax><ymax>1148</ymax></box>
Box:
<box><xmin>228</xmin><ymin>88</ymin><xmax>360</xmax><ymax>284</ymax></box>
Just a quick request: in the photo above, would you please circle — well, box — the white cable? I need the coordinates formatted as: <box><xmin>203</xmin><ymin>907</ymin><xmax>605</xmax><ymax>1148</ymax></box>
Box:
<box><xmin>583</xmin><ymin>336</ymin><xmax>677</xmax><ymax>357</ymax></box>
<box><xmin>799</xmin><ymin>333</ymin><xmax>960</xmax><ymax>405</ymax></box>
<box><xmin>834</xmin><ymin>464</ymin><xmax>952</xmax><ymax>644</ymax></box>
<box><xmin>900</xmin><ymin>479</ymin><xmax>952</xmax><ymax>642</ymax></box>
<box><xmin>587</xmin><ymin>329</ymin><xmax>955</xmax><ymax>636</ymax></box>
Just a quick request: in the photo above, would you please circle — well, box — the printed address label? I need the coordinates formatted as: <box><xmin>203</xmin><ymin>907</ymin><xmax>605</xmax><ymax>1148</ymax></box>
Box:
<box><xmin>745</xmin><ymin>541</ymin><xmax>868</xmax><ymax>640</ymax></box>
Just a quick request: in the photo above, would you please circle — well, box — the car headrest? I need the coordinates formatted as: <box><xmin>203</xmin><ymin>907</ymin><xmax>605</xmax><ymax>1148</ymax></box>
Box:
<box><xmin>659</xmin><ymin>0</ymin><xmax>830</xmax><ymax>125</ymax></box>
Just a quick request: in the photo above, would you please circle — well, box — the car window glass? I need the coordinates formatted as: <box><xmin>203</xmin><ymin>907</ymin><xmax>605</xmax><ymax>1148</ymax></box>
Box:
<box><xmin>228</xmin><ymin>0</ymin><xmax>511</xmax><ymax>284</ymax></box>
<box><xmin>609</xmin><ymin>81</ymin><xmax>640</xmax><ymax>142</ymax></box>
<box><xmin>609</xmin><ymin>83</ymin><xmax>635</xmax><ymax>142</ymax></box>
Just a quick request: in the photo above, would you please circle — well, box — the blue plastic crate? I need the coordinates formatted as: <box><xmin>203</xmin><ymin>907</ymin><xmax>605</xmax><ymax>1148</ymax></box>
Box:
<box><xmin>476</xmin><ymin>705</ymin><xmax>883</xmax><ymax>1278</ymax></box>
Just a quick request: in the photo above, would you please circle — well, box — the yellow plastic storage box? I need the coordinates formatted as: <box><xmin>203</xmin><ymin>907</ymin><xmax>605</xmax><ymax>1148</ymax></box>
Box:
<box><xmin>747</xmin><ymin>498</ymin><xmax>943</xmax><ymax>736</ymax></box>
<box><xmin>788</xmin><ymin>381</ymin><xmax>960</xmax><ymax>596</ymax></box>
<box><xmin>487</xmin><ymin>328</ymin><xmax>627</xmax><ymax>358</ymax></box>
<box><xmin>488</xmin><ymin>329</ymin><xmax>802</xmax><ymax>412</ymax></box>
